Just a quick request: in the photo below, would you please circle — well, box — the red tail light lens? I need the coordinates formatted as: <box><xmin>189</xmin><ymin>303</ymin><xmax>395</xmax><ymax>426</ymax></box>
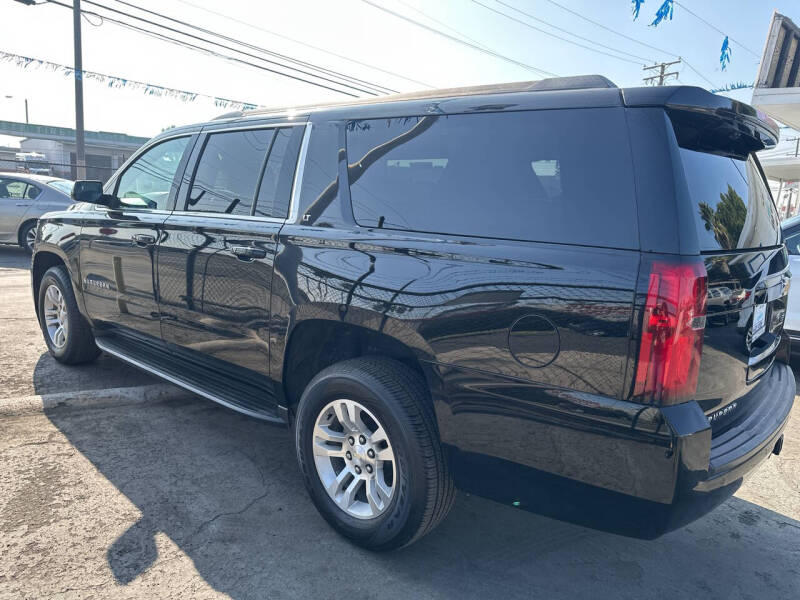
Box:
<box><xmin>633</xmin><ymin>260</ymin><xmax>707</xmax><ymax>405</ymax></box>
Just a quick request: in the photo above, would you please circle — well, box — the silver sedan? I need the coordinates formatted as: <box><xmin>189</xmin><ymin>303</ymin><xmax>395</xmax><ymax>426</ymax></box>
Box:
<box><xmin>0</xmin><ymin>172</ymin><xmax>74</xmax><ymax>252</ymax></box>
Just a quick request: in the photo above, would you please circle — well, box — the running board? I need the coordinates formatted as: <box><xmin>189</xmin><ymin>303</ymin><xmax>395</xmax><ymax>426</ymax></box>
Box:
<box><xmin>96</xmin><ymin>337</ymin><xmax>285</xmax><ymax>424</ymax></box>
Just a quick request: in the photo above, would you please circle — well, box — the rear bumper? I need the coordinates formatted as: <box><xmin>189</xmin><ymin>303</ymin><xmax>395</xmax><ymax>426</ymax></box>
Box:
<box><xmin>448</xmin><ymin>361</ymin><xmax>794</xmax><ymax>539</ymax></box>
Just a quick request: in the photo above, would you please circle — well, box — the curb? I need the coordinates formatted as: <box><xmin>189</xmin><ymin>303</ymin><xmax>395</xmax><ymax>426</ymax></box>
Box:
<box><xmin>0</xmin><ymin>383</ymin><xmax>195</xmax><ymax>417</ymax></box>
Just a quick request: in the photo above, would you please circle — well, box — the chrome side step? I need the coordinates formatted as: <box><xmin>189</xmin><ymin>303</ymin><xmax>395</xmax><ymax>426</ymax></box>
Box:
<box><xmin>96</xmin><ymin>338</ymin><xmax>284</xmax><ymax>424</ymax></box>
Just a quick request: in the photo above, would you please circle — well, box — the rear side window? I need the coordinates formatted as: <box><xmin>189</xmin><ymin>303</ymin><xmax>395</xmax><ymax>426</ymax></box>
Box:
<box><xmin>346</xmin><ymin>108</ymin><xmax>638</xmax><ymax>248</ymax></box>
<box><xmin>678</xmin><ymin>149</ymin><xmax>780</xmax><ymax>251</ymax></box>
<box><xmin>186</xmin><ymin>126</ymin><xmax>304</xmax><ymax>218</ymax></box>
<box><xmin>188</xmin><ymin>129</ymin><xmax>273</xmax><ymax>216</ymax></box>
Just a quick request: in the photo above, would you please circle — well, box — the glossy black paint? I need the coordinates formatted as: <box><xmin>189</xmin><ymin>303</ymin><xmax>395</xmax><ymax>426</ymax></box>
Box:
<box><xmin>30</xmin><ymin>81</ymin><xmax>795</xmax><ymax>539</ymax></box>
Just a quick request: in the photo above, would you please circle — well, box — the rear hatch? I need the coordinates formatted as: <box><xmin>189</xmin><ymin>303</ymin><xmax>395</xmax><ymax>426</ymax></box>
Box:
<box><xmin>669</xmin><ymin>108</ymin><xmax>788</xmax><ymax>433</ymax></box>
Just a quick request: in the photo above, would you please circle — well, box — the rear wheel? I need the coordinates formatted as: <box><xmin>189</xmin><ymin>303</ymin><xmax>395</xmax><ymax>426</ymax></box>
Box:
<box><xmin>294</xmin><ymin>357</ymin><xmax>455</xmax><ymax>550</ymax></box>
<box><xmin>37</xmin><ymin>265</ymin><xmax>100</xmax><ymax>364</ymax></box>
<box><xmin>19</xmin><ymin>221</ymin><xmax>36</xmax><ymax>253</ymax></box>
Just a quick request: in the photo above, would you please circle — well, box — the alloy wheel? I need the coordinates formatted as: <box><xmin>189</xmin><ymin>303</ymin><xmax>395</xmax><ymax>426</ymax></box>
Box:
<box><xmin>43</xmin><ymin>284</ymin><xmax>68</xmax><ymax>349</ymax></box>
<box><xmin>25</xmin><ymin>226</ymin><xmax>36</xmax><ymax>251</ymax></box>
<box><xmin>312</xmin><ymin>398</ymin><xmax>397</xmax><ymax>519</ymax></box>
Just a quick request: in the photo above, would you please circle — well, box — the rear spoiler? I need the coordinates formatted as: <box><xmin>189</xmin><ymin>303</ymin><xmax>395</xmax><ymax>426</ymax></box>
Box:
<box><xmin>622</xmin><ymin>86</ymin><xmax>779</xmax><ymax>158</ymax></box>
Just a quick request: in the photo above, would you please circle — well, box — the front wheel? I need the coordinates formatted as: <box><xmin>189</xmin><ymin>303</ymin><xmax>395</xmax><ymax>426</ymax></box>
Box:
<box><xmin>37</xmin><ymin>265</ymin><xmax>100</xmax><ymax>364</ymax></box>
<box><xmin>294</xmin><ymin>357</ymin><xmax>455</xmax><ymax>550</ymax></box>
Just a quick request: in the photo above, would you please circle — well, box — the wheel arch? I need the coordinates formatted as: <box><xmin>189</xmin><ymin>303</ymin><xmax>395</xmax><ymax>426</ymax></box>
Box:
<box><xmin>31</xmin><ymin>248</ymin><xmax>79</xmax><ymax>318</ymax></box>
<box><xmin>280</xmin><ymin>316</ymin><xmax>441</xmax><ymax>424</ymax></box>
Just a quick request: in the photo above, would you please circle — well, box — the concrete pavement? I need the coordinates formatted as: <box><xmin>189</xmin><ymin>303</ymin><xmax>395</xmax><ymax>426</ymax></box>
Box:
<box><xmin>1</xmin><ymin>245</ymin><xmax>799</xmax><ymax>599</ymax></box>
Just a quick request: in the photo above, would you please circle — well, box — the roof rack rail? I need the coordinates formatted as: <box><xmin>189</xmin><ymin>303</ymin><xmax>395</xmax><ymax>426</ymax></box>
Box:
<box><xmin>214</xmin><ymin>74</ymin><xmax>618</xmax><ymax>120</ymax></box>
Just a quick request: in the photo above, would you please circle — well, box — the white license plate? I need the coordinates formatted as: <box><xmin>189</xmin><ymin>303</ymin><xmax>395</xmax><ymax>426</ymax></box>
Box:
<box><xmin>752</xmin><ymin>303</ymin><xmax>767</xmax><ymax>341</ymax></box>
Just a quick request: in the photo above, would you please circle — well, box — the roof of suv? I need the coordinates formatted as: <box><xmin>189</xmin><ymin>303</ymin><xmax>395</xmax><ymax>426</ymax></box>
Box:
<box><xmin>154</xmin><ymin>74</ymin><xmax>777</xmax><ymax>149</ymax></box>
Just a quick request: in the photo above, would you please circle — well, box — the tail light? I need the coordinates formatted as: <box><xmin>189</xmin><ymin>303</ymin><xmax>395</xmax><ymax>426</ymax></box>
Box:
<box><xmin>633</xmin><ymin>260</ymin><xmax>707</xmax><ymax>405</ymax></box>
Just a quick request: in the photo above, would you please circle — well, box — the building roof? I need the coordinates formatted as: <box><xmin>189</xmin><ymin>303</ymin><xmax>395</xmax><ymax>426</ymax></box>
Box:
<box><xmin>0</xmin><ymin>120</ymin><xmax>149</xmax><ymax>149</ymax></box>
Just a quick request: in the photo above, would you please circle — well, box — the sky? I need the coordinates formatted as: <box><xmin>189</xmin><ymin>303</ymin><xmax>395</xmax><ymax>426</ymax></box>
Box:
<box><xmin>0</xmin><ymin>0</ymin><xmax>797</xmax><ymax>141</ymax></box>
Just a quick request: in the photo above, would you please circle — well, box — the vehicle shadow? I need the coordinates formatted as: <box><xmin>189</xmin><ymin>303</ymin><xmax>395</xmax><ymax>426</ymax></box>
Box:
<box><xmin>0</xmin><ymin>245</ymin><xmax>31</xmax><ymax>270</ymax></box>
<box><xmin>45</xmin><ymin>393</ymin><xmax>800</xmax><ymax>600</ymax></box>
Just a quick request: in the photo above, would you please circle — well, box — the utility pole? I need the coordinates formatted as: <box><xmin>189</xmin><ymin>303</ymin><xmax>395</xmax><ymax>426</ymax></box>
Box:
<box><xmin>24</xmin><ymin>98</ymin><xmax>28</xmax><ymax>124</ymax></box>
<box><xmin>643</xmin><ymin>59</ymin><xmax>682</xmax><ymax>86</ymax></box>
<box><xmin>73</xmin><ymin>0</ymin><xmax>86</xmax><ymax>180</ymax></box>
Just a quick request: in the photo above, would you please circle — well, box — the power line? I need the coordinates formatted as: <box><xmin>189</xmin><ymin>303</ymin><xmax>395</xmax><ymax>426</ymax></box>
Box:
<box><xmin>173</xmin><ymin>0</ymin><xmax>434</xmax><ymax>90</ymax></box>
<box><xmin>536</xmin><ymin>0</ymin><xmax>720</xmax><ymax>88</ymax></box>
<box><xmin>73</xmin><ymin>0</ymin><xmax>382</xmax><ymax>96</ymax></box>
<box><xmin>45</xmin><ymin>0</ymin><xmax>364</xmax><ymax>97</ymax></box>
<box><xmin>473</xmin><ymin>0</ymin><xmax>649</xmax><ymax>65</ymax></box>
<box><xmin>360</xmin><ymin>0</ymin><xmax>558</xmax><ymax>78</ymax></box>
<box><xmin>673</xmin><ymin>1</ymin><xmax>760</xmax><ymax>58</ymax></box>
<box><xmin>107</xmin><ymin>0</ymin><xmax>396</xmax><ymax>95</ymax></box>
<box><xmin>397</xmin><ymin>0</ymin><xmax>491</xmax><ymax>50</ymax></box>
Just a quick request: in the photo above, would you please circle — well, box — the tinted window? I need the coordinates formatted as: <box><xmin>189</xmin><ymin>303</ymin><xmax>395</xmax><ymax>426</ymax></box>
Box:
<box><xmin>116</xmin><ymin>137</ymin><xmax>189</xmax><ymax>210</ymax></box>
<box><xmin>679</xmin><ymin>149</ymin><xmax>780</xmax><ymax>251</ymax></box>
<box><xmin>346</xmin><ymin>109</ymin><xmax>638</xmax><ymax>247</ymax></box>
<box><xmin>187</xmin><ymin>129</ymin><xmax>271</xmax><ymax>215</ymax></box>
<box><xmin>255</xmin><ymin>127</ymin><xmax>303</xmax><ymax>218</ymax></box>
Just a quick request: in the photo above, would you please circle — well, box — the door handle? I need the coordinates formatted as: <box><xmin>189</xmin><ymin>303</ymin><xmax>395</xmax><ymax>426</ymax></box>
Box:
<box><xmin>132</xmin><ymin>233</ymin><xmax>156</xmax><ymax>247</ymax></box>
<box><xmin>15</xmin><ymin>203</ymin><xmax>30</xmax><ymax>207</ymax></box>
<box><xmin>230</xmin><ymin>245</ymin><xmax>267</xmax><ymax>260</ymax></box>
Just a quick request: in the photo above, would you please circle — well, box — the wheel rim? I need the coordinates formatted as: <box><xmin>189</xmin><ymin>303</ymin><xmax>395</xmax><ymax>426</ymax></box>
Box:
<box><xmin>312</xmin><ymin>399</ymin><xmax>397</xmax><ymax>520</ymax></box>
<box><xmin>25</xmin><ymin>226</ymin><xmax>36</xmax><ymax>251</ymax></box>
<box><xmin>43</xmin><ymin>284</ymin><xmax>68</xmax><ymax>349</ymax></box>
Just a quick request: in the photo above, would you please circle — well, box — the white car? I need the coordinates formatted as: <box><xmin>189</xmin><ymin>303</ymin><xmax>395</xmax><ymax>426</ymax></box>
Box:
<box><xmin>782</xmin><ymin>215</ymin><xmax>800</xmax><ymax>343</ymax></box>
<box><xmin>0</xmin><ymin>172</ymin><xmax>74</xmax><ymax>252</ymax></box>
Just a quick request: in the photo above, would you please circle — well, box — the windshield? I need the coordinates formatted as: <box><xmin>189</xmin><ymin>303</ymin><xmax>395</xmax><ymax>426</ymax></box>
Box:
<box><xmin>678</xmin><ymin>150</ymin><xmax>780</xmax><ymax>252</ymax></box>
<box><xmin>47</xmin><ymin>180</ymin><xmax>75</xmax><ymax>195</ymax></box>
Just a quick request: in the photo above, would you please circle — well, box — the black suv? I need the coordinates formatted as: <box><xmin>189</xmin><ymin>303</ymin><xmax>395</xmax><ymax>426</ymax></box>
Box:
<box><xmin>32</xmin><ymin>76</ymin><xmax>795</xmax><ymax>549</ymax></box>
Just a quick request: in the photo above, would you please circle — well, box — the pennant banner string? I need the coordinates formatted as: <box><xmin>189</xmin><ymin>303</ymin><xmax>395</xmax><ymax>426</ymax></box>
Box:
<box><xmin>0</xmin><ymin>50</ymin><xmax>260</xmax><ymax>111</ymax></box>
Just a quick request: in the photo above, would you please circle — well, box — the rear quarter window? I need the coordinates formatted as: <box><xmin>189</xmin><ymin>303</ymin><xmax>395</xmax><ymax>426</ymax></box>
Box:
<box><xmin>345</xmin><ymin>108</ymin><xmax>639</xmax><ymax>249</ymax></box>
<box><xmin>679</xmin><ymin>149</ymin><xmax>780</xmax><ymax>251</ymax></box>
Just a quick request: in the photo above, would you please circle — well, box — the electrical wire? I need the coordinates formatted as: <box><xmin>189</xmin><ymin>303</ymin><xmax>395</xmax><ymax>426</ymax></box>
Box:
<box><xmin>107</xmin><ymin>0</ymin><xmax>397</xmax><ymax>95</ymax></box>
<box><xmin>397</xmin><ymin>0</ymin><xmax>491</xmax><ymax>50</ymax></box>
<box><xmin>534</xmin><ymin>0</ymin><xmax>720</xmax><ymax>89</ymax></box>
<box><xmin>72</xmin><ymin>0</ymin><xmax>382</xmax><ymax>96</ymax></box>
<box><xmin>45</xmin><ymin>0</ymin><xmax>364</xmax><ymax>97</ymax></box>
<box><xmin>674</xmin><ymin>1</ymin><xmax>760</xmax><ymax>58</ymax></box>
<box><xmin>173</xmin><ymin>0</ymin><xmax>434</xmax><ymax>89</ymax></box>
<box><xmin>472</xmin><ymin>0</ymin><xmax>649</xmax><ymax>65</ymax></box>
<box><xmin>360</xmin><ymin>0</ymin><xmax>558</xmax><ymax>78</ymax></box>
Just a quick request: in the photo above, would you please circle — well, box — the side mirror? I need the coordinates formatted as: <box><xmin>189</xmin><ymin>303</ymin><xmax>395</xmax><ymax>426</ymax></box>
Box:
<box><xmin>72</xmin><ymin>180</ymin><xmax>113</xmax><ymax>206</ymax></box>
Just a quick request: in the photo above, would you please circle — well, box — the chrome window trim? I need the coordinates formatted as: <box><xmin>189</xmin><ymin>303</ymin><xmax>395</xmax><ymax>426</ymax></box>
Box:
<box><xmin>165</xmin><ymin>211</ymin><xmax>286</xmax><ymax>224</ymax></box>
<box><xmin>288</xmin><ymin>123</ymin><xmax>312</xmax><ymax>224</ymax></box>
<box><xmin>199</xmin><ymin>121</ymin><xmax>306</xmax><ymax>134</ymax></box>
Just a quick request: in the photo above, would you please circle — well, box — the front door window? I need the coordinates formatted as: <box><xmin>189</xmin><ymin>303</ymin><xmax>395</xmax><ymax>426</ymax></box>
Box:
<box><xmin>115</xmin><ymin>137</ymin><xmax>190</xmax><ymax>210</ymax></box>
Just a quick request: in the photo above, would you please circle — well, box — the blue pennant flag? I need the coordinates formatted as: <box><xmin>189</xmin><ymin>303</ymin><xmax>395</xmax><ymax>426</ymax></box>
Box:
<box><xmin>720</xmin><ymin>36</ymin><xmax>732</xmax><ymax>70</ymax></box>
<box><xmin>650</xmin><ymin>0</ymin><xmax>673</xmax><ymax>26</ymax></box>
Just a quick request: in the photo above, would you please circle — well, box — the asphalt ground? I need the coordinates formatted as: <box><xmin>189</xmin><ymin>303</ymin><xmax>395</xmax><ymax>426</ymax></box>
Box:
<box><xmin>1</xmin><ymin>244</ymin><xmax>799</xmax><ymax>599</ymax></box>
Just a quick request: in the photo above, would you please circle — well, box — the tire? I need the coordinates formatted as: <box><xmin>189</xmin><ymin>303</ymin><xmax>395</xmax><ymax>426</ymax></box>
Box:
<box><xmin>294</xmin><ymin>356</ymin><xmax>455</xmax><ymax>550</ymax></box>
<box><xmin>19</xmin><ymin>221</ymin><xmax>37</xmax><ymax>253</ymax></box>
<box><xmin>37</xmin><ymin>265</ymin><xmax>100</xmax><ymax>364</ymax></box>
